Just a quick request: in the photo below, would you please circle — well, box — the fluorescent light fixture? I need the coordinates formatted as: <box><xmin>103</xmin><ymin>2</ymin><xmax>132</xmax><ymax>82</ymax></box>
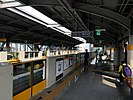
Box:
<box><xmin>51</xmin><ymin>27</ymin><xmax>71</xmax><ymax>37</ymax></box>
<box><xmin>64</xmin><ymin>32</ymin><xmax>71</xmax><ymax>35</ymax></box>
<box><xmin>1</xmin><ymin>0</ymin><xmax>15</xmax><ymax>2</ymax></box>
<box><xmin>73</xmin><ymin>37</ymin><xmax>86</xmax><ymax>43</ymax></box>
<box><xmin>16</xmin><ymin>6</ymin><xmax>58</xmax><ymax>25</ymax></box>
<box><xmin>7</xmin><ymin>8</ymin><xmax>47</xmax><ymax>26</ymax></box>
<box><xmin>16</xmin><ymin>6</ymin><xmax>73</xmax><ymax>35</ymax></box>
<box><xmin>7</xmin><ymin>5</ymin><xmax>80</xmax><ymax>42</ymax></box>
<box><xmin>1</xmin><ymin>1</ymin><xmax>22</xmax><ymax>8</ymax></box>
<box><xmin>50</xmin><ymin>27</ymin><xmax>64</xmax><ymax>34</ymax></box>
<box><xmin>47</xmin><ymin>24</ymin><xmax>61</xmax><ymax>27</ymax></box>
<box><xmin>55</xmin><ymin>26</ymin><xmax>71</xmax><ymax>33</ymax></box>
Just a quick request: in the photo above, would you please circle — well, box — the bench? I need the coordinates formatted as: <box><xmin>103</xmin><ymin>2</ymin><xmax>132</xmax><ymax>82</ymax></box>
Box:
<box><xmin>124</xmin><ymin>78</ymin><xmax>133</xmax><ymax>98</ymax></box>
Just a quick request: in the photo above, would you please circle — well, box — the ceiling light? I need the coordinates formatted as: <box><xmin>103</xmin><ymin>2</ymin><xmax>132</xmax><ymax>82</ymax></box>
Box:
<box><xmin>1</xmin><ymin>1</ymin><xmax>22</xmax><ymax>8</ymax></box>
<box><xmin>7</xmin><ymin>8</ymin><xmax>47</xmax><ymax>26</ymax></box>
<box><xmin>16</xmin><ymin>6</ymin><xmax>58</xmax><ymax>25</ymax></box>
<box><xmin>7</xmin><ymin>5</ymin><xmax>81</xmax><ymax>42</ymax></box>
<box><xmin>1</xmin><ymin>0</ymin><xmax>15</xmax><ymax>2</ymax></box>
<box><xmin>50</xmin><ymin>27</ymin><xmax>64</xmax><ymax>34</ymax></box>
<box><xmin>56</xmin><ymin>26</ymin><xmax>71</xmax><ymax>33</ymax></box>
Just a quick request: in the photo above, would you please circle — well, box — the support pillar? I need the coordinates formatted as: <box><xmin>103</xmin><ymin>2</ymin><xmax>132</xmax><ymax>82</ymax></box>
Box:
<box><xmin>110</xmin><ymin>48</ymin><xmax>114</xmax><ymax>60</ymax></box>
<box><xmin>113</xmin><ymin>47</ymin><xmax>120</xmax><ymax>68</ymax></box>
<box><xmin>127</xmin><ymin>40</ymin><xmax>133</xmax><ymax>77</ymax></box>
<box><xmin>6</xmin><ymin>40</ymin><xmax>10</xmax><ymax>52</ymax></box>
<box><xmin>127</xmin><ymin>17</ymin><xmax>133</xmax><ymax>77</ymax></box>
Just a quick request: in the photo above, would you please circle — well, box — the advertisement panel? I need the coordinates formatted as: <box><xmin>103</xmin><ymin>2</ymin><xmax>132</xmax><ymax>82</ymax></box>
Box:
<box><xmin>69</xmin><ymin>55</ymin><xmax>73</xmax><ymax>66</ymax></box>
<box><xmin>56</xmin><ymin>58</ymin><xmax>63</xmax><ymax>81</ymax></box>
<box><xmin>63</xmin><ymin>56</ymin><xmax>69</xmax><ymax>70</ymax></box>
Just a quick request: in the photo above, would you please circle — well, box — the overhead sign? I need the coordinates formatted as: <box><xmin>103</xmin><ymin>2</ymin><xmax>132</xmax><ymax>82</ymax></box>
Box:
<box><xmin>95</xmin><ymin>29</ymin><xmax>106</xmax><ymax>31</ymax></box>
<box><xmin>96</xmin><ymin>31</ymin><xmax>101</xmax><ymax>35</ymax></box>
<box><xmin>71</xmin><ymin>31</ymin><xmax>93</xmax><ymax>37</ymax></box>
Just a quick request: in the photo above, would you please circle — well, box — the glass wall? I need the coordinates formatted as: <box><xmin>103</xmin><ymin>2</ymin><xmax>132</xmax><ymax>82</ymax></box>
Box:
<box><xmin>10</xmin><ymin>42</ymin><xmax>33</xmax><ymax>52</ymax></box>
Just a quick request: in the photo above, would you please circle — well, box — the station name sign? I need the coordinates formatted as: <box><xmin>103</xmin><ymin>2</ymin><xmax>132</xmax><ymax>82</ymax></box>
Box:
<box><xmin>71</xmin><ymin>31</ymin><xmax>93</xmax><ymax>37</ymax></box>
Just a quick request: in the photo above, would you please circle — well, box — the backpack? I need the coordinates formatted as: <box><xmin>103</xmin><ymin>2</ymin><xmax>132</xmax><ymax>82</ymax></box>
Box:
<box><xmin>123</xmin><ymin>65</ymin><xmax>132</xmax><ymax>77</ymax></box>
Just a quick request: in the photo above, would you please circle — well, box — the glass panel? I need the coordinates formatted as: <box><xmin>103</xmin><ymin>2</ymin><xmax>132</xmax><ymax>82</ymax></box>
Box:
<box><xmin>35</xmin><ymin>52</ymin><xmax>38</xmax><ymax>57</ymax></box>
<box><xmin>13</xmin><ymin>62</ymin><xmax>31</xmax><ymax>95</ymax></box>
<box><xmin>30</xmin><ymin>52</ymin><xmax>33</xmax><ymax>58</ymax></box>
<box><xmin>14</xmin><ymin>52</ymin><xmax>19</xmax><ymax>59</ymax></box>
<box><xmin>17</xmin><ymin>43</ymin><xmax>20</xmax><ymax>51</ymax></box>
<box><xmin>21</xmin><ymin>44</ymin><xmax>25</xmax><ymax>51</ymax></box>
<box><xmin>33</xmin><ymin>60</ymin><xmax>45</xmax><ymax>85</ymax></box>
<box><xmin>25</xmin><ymin>52</ymin><xmax>29</xmax><ymax>58</ymax></box>
<box><xmin>7</xmin><ymin>52</ymin><xmax>12</xmax><ymax>60</ymax></box>
<box><xmin>27</xmin><ymin>45</ymin><xmax>31</xmax><ymax>51</ymax></box>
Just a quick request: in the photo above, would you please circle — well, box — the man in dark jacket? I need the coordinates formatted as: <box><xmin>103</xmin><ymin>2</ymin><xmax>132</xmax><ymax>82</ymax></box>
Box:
<box><xmin>84</xmin><ymin>49</ymin><xmax>89</xmax><ymax>66</ymax></box>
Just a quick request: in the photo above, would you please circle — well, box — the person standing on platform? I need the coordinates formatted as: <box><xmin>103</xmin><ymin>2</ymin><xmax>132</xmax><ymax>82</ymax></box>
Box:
<box><xmin>118</xmin><ymin>61</ymin><xmax>132</xmax><ymax>83</ymax></box>
<box><xmin>84</xmin><ymin>49</ymin><xmax>89</xmax><ymax>67</ymax></box>
<box><xmin>95</xmin><ymin>49</ymin><xmax>98</xmax><ymax>64</ymax></box>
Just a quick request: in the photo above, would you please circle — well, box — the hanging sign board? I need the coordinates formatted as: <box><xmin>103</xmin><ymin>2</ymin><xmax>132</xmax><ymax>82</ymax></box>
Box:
<box><xmin>71</xmin><ymin>31</ymin><xmax>93</xmax><ymax>37</ymax></box>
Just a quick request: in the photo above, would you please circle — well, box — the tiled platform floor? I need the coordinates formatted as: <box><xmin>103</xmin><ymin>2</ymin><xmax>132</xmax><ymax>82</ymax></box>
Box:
<box><xmin>54</xmin><ymin>67</ymin><xmax>131</xmax><ymax>100</ymax></box>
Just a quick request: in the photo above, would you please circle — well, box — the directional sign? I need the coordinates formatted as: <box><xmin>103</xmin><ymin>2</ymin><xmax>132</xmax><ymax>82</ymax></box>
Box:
<box><xmin>96</xmin><ymin>31</ymin><xmax>101</xmax><ymax>35</ymax></box>
<box><xmin>95</xmin><ymin>29</ymin><xmax>106</xmax><ymax>31</ymax></box>
<box><xmin>71</xmin><ymin>31</ymin><xmax>93</xmax><ymax>37</ymax></box>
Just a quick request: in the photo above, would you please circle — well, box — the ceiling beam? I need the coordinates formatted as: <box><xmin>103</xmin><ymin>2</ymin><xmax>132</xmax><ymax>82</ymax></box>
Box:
<box><xmin>118</xmin><ymin>0</ymin><xmax>126</xmax><ymax>13</ymax></box>
<box><xmin>52</xmin><ymin>15</ymin><xmax>71</xmax><ymax>19</ymax></box>
<box><xmin>119</xmin><ymin>0</ymin><xmax>129</xmax><ymax>14</ymax></box>
<box><xmin>88</xmin><ymin>20</ymin><xmax>122</xmax><ymax>37</ymax></box>
<box><xmin>50</xmin><ymin>6</ymin><xmax>72</xmax><ymax>24</ymax></box>
<box><xmin>27</xmin><ymin>25</ymin><xmax>46</xmax><ymax>31</ymax></box>
<box><xmin>58</xmin><ymin>0</ymin><xmax>88</xmax><ymax>31</ymax></box>
<box><xmin>127</xmin><ymin>8</ymin><xmax>133</xmax><ymax>18</ymax></box>
<box><xmin>17</xmin><ymin>0</ymin><xmax>61</xmax><ymax>6</ymax></box>
<box><xmin>17</xmin><ymin>0</ymin><xmax>88</xmax><ymax>31</ymax></box>
<box><xmin>73</xmin><ymin>2</ymin><xmax>130</xmax><ymax>29</ymax></box>
<box><xmin>0</xmin><ymin>24</ymin><xmax>25</xmax><ymax>33</ymax></box>
<box><xmin>7</xmin><ymin>18</ymin><xmax>22</xmax><ymax>24</ymax></box>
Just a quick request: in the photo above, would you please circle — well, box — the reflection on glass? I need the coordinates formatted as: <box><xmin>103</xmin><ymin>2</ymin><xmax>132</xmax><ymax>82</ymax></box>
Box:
<box><xmin>35</xmin><ymin>52</ymin><xmax>38</xmax><ymax>57</ymax></box>
<box><xmin>30</xmin><ymin>52</ymin><xmax>33</xmax><ymax>58</ymax></box>
<box><xmin>42</xmin><ymin>51</ymin><xmax>47</xmax><ymax>56</ymax></box>
<box><xmin>33</xmin><ymin>60</ymin><xmax>44</xmax><ymax>85</ymax></box>
<box><xmin>25</xmin><ymin>52</ymin><xmax>28</xmax><ymax>58</ymax></box>
<box><xmin>13</xmin><ymin>63</ymin><xmax>30</xmax><ymax>76</ymax></box>
<box><xmin>14</xmin><ymin>52</ymin><xmax>19</xmax><ymax>59</ymax></box>
<box><xmin>13</xmin><ymin>62</ymin><xmax>31</xmax><ymax>95</ymax></box>
<box><xmin>7</xmin><ymin>53</ymin><xmax>13</xmax><ymax>60</ymax></box>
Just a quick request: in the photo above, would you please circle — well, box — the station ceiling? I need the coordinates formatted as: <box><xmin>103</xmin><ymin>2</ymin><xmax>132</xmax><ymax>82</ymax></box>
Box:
<box><xmin>1</xmin><ymin>0</ymin><xmax>133</xmax><ymax>47</ymax></box>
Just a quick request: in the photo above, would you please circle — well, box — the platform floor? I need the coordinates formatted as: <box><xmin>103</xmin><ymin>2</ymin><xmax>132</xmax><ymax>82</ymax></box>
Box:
<box><xmin>54</xmin><ymin>63</ymin><xmax>131</xmax><ymax>100</ymax></box>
